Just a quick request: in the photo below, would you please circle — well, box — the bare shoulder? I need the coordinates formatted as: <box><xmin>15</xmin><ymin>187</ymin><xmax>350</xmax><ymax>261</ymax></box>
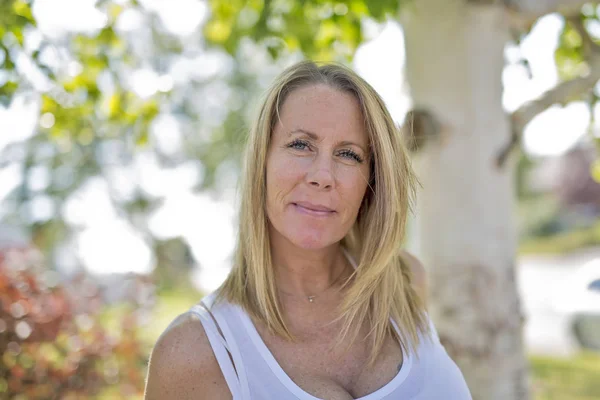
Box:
<box><xmin>400</xmin><ymin>250</ymin><xmax>428</xmax><ymax>300</ymax></box>
<box><xmin>144</xmin><ymin>311</ymin><xmax>231</xmax><ymax>400</ymax></box>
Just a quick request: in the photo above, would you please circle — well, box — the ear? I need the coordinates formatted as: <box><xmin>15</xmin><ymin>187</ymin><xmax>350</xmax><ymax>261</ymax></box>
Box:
<box><xmin>400</xmin><ymin>250</ymin><xmax>428</xmax><ymax>302</ymax></box>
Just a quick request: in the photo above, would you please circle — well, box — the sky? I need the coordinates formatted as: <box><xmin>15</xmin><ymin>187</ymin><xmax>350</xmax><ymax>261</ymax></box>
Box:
<box><xmin>0</xmin><ymin>0</ymin><xmax>597</xmax><ymax>292</ymax></box>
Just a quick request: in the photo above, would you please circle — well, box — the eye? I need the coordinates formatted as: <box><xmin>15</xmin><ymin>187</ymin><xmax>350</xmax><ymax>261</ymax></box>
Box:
<box><xmin>287</xmin><ymin>139</ymin><xmax>310</xmax><ymax>151</ymax></box>
<box><xmin>338</xmin><ymin>149</ymin><xmax>364</xmax><ymax>163</ymax></box>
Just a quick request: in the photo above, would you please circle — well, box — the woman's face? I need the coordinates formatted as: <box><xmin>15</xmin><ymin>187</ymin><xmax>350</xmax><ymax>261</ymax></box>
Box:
<box><xmin>265</xmin><ymin>84</ymin><xmax>371</xmax><ymax>250</ymax></box>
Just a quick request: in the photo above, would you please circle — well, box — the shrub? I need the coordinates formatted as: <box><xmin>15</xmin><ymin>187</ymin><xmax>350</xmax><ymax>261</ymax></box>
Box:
<box><xmin>0</xmin><ymin>245</ymin><xmax>153</xmax><ymax>399</ymax></box>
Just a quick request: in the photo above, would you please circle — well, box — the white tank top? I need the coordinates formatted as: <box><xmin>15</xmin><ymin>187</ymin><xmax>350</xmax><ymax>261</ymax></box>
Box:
<box><xmin>189</xmin><ymin>258</ymin><xmax>472</xmax><ymax>399</ymax></box>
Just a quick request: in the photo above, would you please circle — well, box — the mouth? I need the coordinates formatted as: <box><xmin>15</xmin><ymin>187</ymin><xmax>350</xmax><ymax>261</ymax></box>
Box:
<box><xmin>292</xmin><ymin>202</ymin><xmax>336</xmax><ymax>217</ymax></box>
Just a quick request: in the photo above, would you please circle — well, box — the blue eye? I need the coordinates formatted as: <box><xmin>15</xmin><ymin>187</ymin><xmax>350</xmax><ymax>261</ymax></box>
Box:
<box><xmin>338</xmin><ymin>149</ymin><xmax>364</xmax><ymax>163</ymax></box>
<box><xmin>287</xmin><ymin>139</ymin><xmax>310</xmax><ymax>150</ymax></box>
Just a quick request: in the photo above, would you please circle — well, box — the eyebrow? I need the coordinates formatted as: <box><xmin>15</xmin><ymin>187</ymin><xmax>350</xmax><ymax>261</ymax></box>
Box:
<box><xmin>289</xmin><ymin>129</ymin><xmax>368</xmax><ymax>153</ymax></box>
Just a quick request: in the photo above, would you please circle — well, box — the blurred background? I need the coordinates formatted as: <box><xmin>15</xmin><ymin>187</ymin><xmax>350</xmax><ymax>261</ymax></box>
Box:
<box><xmin>0</xmin><ymin>0</ymin><xmax>599</xmax><ymax>399</ymax></box>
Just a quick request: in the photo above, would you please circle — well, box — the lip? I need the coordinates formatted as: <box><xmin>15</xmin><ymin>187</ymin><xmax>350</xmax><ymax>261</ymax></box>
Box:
<box><xmin>292</xmin><ymin>202</ymin><xmax>336</xmax><ymax>216</ymax></box>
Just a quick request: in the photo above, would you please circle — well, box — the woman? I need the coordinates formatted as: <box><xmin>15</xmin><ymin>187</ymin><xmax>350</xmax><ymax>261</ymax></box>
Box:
<box><xmin>145</xmin><ymin>61</ymin><xmax>471</xmax><ymax>399</ymax></box>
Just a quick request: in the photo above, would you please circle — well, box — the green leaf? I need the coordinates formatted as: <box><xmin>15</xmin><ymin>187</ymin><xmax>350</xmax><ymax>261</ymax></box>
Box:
<box><xmin>0</xmin><ymin>81</ymin><xmax>18</xmax><ymax>99</ymax></box>
<box><xmin>12</xmin><ymin>0</ymin><xmax>35</xmax><ymax>24</ymax></box>
<box><xmin>204</xmin><ymin>19</ymin><xmax>233</xmax><ymax>45</ymax></box>
<box><xmin>555</xmin><ymin>17</ymin><xmax>587</xmax><ymax>81</ymax></box>
<box><xmin>11</xmin><ymin>23</ymin><xmax>26</xmax><ymax>46</ymax></box>
<box><xmin>203</xmin><ymin>0</ymin><xmax>377</xmax><ymax>60</ymax></box>
<box><xmin>365</xmin><ymin>0</ymin><xmax>398</xmax><ymax>20</ymax></box>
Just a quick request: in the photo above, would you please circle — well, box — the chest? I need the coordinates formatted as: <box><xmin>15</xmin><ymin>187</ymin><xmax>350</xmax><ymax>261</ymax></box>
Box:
<box><xmin>256</xmin><ymin>320</ymin><xmax>404</xmax><ymax>400</ymax></box>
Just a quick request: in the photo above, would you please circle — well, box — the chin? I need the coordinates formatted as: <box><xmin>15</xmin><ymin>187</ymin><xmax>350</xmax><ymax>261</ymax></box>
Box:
<box><xmin>268</xmin><ymin>215</ymin><xmax>346</xmax><ymax>250</ymax></box>
<box><xmin>293</xmin><ymin>238</ymin><xmax>330</xmax><ymax>250</ymax></box>
<box><xmin>286</xmin><ymin>229</ymin><xmax>340</xmax><ymax>250</ymax></box>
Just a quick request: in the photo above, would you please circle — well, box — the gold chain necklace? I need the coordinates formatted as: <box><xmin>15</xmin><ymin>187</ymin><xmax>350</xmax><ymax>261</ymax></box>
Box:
<box><xmin>278</xmin><ymin>265</ymin><xmax>349</xmax><ymax>303</ymax></box>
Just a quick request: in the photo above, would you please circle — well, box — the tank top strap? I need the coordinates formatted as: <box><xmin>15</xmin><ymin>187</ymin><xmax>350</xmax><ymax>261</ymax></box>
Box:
<box><xmin>209</xmin><ymin>302</ymin><xmax>252</xmax><ymax>399</ymax></box>
<box><xmin>189</xmin><ymin>303</ymin><xmax>246</xmax><ymax>399</ymax></box>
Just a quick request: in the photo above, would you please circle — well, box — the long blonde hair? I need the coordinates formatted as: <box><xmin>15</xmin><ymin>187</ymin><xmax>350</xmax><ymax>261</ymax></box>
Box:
<box><xmin>216</xmin><ymin>60</ymin><xmax>429</xmax><ymax>365</ymax></box>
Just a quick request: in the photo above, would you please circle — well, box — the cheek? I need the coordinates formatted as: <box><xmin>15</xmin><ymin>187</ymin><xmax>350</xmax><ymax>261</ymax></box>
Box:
<box><xmin>266</xmin><ymin>154</ymin><xmax>305</xmax><ymax>206</ymax></box>
<box><xmin>335</xmin><ymin>168</ymin><xmax>369</xmax><ymax>219</ymax></box>
<box><xmin>339</xmin><ymin>164</ymin><xmax>369</xmax><ymax>196</ymax></box>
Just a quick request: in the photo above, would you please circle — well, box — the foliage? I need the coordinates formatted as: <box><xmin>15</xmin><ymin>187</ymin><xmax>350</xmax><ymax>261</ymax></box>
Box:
<box><xmin>0</xmin><ymin>0</ymin><xmax>37</xmax><ymax>105</ymax></box>
<box><xmin>530</xmin><ymin>352</ymin><xmax>600</xmax><ymax>400</ymax></box>
<box><xmin>0</xmin><ymin>0</ymin><xmax>216</xmax><ymax>285</ymax></box>
<box><xmin>553</xmin><ymin>7</ymin><xmax>600</xmax><ymax>161</ymax></box>
<box><xmin>0</xmin><ymin>245</ymin><xmax>153</xmax><ymax>399</ymax></box>
<box><xmin>203</xmin><ymin>0</ymin><xmax>399</xmax><ymax>61</ymax></box>
<box><xmin>519</xmin><ymin>219</ymin><xmax>600</xmax><ymax>255</ymax></box>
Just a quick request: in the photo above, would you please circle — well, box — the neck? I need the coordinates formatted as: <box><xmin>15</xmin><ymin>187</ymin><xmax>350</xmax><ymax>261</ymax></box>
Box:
<box><xmin>269</xmin><ymin>229</ymin><xmax>352</xmax><ymax>300</ymax></box>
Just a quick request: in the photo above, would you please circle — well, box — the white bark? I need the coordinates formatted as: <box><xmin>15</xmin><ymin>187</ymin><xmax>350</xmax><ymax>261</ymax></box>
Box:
<box><xmin>400</xmin><ymin>1</ymin><xmax>529</xmax><ymax>399</ymax></box>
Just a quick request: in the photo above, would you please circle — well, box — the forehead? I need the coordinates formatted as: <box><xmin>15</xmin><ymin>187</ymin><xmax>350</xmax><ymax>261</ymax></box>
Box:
<box><xmin>274</xmin><ymin>84</ymin><xmax>368</xmax><ymax>144</ymax></box>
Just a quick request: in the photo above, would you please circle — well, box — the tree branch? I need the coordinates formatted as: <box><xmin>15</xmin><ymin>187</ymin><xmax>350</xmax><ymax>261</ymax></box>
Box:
<box><xmin>508</xmin><ymin>0</ymin><xmax>596</xmax><ymax>22</ymax></box>
<box><xmin>496</xmin><ymin>67</ymin><xmax>600</xmax><ymax>167</ymax></box>
<box><xmin>496</xmin><ymin>65</ymin><xmax>600</xmax><ymax>166</ymax></box>
<box><xmin>514</xmin><ymin>69</ymin><xmax>600</xmax><ymax>130</ymax></box>
<box><xmin>497</xmin><ymin>3</ymin><xmax>600</xmax><ymax>167</ymax></box>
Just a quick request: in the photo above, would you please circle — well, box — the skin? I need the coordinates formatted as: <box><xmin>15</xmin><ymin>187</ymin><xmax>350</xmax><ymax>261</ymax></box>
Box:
<box><xmin>265</xmin><ymin>83</ymin><xmax>371</xmax><ymax>298</ymax></box>
<box><xmin>144</xmin><ymin>85</ymin><xmax>427</xmax><ymax>400</ymax></box>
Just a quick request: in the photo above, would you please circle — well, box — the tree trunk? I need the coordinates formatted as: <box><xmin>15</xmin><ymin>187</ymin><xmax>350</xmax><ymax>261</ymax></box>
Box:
<box><xmin>401</xmin><ymin>1</ymin><xmax>529</xmax><ymax>399</ymax></box>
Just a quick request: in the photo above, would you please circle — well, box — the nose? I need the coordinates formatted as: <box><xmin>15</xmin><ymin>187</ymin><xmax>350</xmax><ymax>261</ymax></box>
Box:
<box><xmin>306</xmin><ymin>156</ymin><xmax>334</xmax><ymax>190</ymax></box>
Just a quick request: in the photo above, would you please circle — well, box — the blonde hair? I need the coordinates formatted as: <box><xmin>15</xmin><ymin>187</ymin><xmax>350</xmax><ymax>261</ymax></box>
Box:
<box><xmin>216</xmin><ymin>60</ymin><xmax>429</xmax><ymax>366</ymax></box>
